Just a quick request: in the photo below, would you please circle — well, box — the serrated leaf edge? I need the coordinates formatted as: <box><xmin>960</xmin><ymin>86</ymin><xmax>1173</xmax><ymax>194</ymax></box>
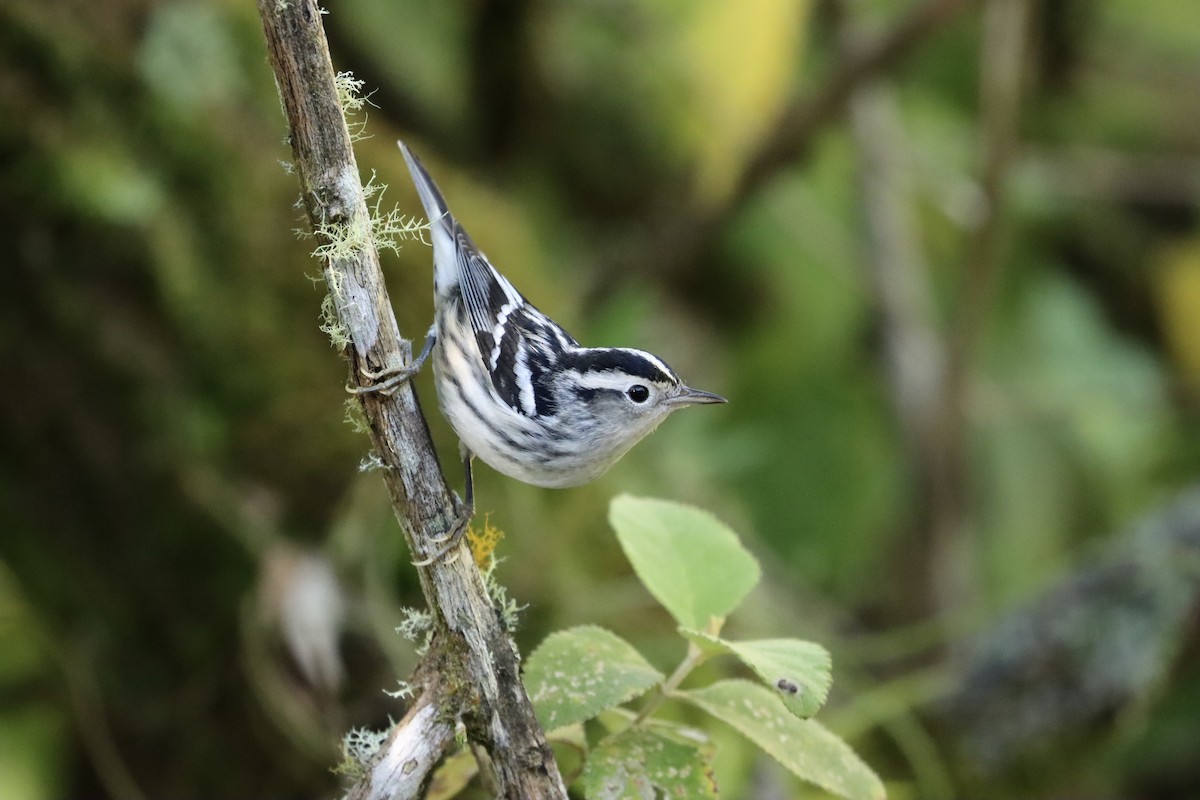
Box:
<box><xmin>525</xmin><ymin>625</ymin><xmax>664</xmax><ymax>730</ymax></box>
<box><xmin>677</xmin><ymin>628</ymin><xmax>833</xmax><ymax>717</ymax></box>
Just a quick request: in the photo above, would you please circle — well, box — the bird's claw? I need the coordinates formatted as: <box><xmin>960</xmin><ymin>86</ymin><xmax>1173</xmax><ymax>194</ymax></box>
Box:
<box><xmin>412</xmin><ymin>503</ymin><xmax>474</xmax><ymax>567</ymax></box>
<box><xmin>346</xmin><ymin>363</ymin><xmax>417</xmax><ymax>396</ymax></box>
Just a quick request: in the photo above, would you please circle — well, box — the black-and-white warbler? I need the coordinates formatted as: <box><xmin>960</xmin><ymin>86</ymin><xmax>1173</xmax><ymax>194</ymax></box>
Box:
<box><xmin>359</xmin><ymin>142</ymin><xmax>725</xmax><ymax>562</ymax></box>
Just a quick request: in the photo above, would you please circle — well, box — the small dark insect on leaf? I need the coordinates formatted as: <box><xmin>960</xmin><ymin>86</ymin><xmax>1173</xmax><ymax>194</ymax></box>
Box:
<box><xmin>776</xmin><ymin>678</ymin><xmax>800</xmax><ymax>695</ymax></box>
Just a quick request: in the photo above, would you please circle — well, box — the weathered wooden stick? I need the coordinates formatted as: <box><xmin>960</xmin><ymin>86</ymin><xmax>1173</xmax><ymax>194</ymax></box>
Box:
<box><xmin>255</xmin><ymin>1</ymin><xmax>566</xmax><ymax>796</ymax></box>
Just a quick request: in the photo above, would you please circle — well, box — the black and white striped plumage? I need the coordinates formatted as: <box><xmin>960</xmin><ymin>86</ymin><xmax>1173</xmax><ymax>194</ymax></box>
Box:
<box><xmin>400</xmin><ymin>141</ymin><xmax>725</xmax><ymax>489</ymax></box>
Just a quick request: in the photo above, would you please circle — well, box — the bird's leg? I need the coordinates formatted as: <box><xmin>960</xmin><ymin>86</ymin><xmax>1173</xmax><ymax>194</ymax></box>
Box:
<box><xmin>412</xmin><ymin>447</ymin><xmax>475</xmax><ymax>566</ymax></box>
<box><xmin>348</xmin><ymin>326</ymin><xmax>436</xmax><ymax>396</ymax></box>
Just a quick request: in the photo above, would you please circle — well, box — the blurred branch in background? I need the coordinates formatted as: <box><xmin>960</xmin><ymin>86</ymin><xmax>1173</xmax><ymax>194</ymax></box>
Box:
<box><xmin>632</xmin><ymin>0</ymin><xmax>970</xmax><ymax>325</ymax></box>
<box><xmin>831</xmin><ymin>0</ymin><xmax>1034</xmax><ymax>619</ymax></box>
<box><xmin>935</xmin><ymin>0</ymin><xmax>1034</xmax><ymax>614</ymax></box>
<box><xmin>735</xmin><ymin>0</ymin><xmax>970</xmax><ymax>212</ymax></box>
<box><xmin>59</xmin><ymin>640</ymin><xmax>149</xmax><ymax>800</ymax></box>
<box><xmin>938</xmin><ymin>488</ymin><xmax>1200</xmax><ymax>794</ymax></box>
<box><xmin>1025</xmin><ymin>149</ymin><xmax>1200</xmax><ymax>207</ymax></box>
<box><xmin>836</xmin><ymin>0</ymin><xmax>1034</xmax><ymax>618</ymax></box>
<box><xmin>827</xmin><ymin>489</ymin><xmax>1200</xmax><ymax>796</ymax></box>
<box><xmin>847</xmin><ymin>78</ymin><xmax>943</xmax><ymax>454</ymax></box>
<box><xmin>839</xmin><ymin>0</ymin><xmax>952</xmax><ymax>617</ymax></box>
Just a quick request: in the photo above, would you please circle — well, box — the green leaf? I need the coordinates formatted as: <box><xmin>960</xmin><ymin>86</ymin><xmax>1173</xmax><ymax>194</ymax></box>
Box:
<box><xmin>525</xmin><ymin>626</ymin><xmax>663</xmax><ymax>731</ymax></box>
<box><xmin>546</xmin><ymin>722</ymin><xmax>587</xmax><ymax>751</ymax></box>
<box><xmin>682</xmin><ymin>680</ymin><xmax>885</xmax><ymax>800</ymax></box>
<box><xmin>426</xmin><ymin>749</ymin><xmax>477</xmax><ymax>800</ymax></box>
<box><xmin>679</xmin><ymin>630</ymin><xmax>832</xmax><ymax>718</ymax></box>
<box><xmin>609</xmin><ymin>495</ymin><xmax>761</xmax><ymax>629</ymax></box>
<box><xmin>546</xmin><ymin>723</ymin><xmax>589</xmax><ymax>790</ymax></box>
<box><xmin>596</xmin><ymin>707</ymin><xmax>713</xmax><ymax>749</ymax></box>
<box><xmin>583</xmin><ymin>728</ymin><xmax>718</xmax><ymax>800</ymax></box>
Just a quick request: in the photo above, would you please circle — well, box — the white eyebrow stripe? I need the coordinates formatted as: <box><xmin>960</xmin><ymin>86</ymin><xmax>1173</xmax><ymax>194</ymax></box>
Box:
<box><xmin>573</xmin><ymin>370</ymin><xmax>658</xmax><ymax>392</ymax></box>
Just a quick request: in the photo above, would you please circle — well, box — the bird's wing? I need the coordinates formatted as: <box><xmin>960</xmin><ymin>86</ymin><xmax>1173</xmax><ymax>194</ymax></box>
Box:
<box><xmin>457</xmin><ymin>242</ymin><xmax>579</xmax><ymax>417</ymax></box>
<box><xmin>399</xmin><ymin>140</ymin><xmax>578</xmax><ymax>417</ymax></box>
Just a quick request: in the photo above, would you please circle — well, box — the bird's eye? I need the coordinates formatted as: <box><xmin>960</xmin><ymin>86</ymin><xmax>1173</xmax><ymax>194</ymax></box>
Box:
<box><xmin>627</xmin><ymin>385</ymin><xmax>650</xmax><ymax>403</ymax></box>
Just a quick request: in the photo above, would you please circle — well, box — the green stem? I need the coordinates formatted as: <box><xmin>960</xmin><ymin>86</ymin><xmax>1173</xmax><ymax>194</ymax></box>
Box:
<box><xmin>634</xmin><ymin>618</ymin><xmax>723</xmax><ymax>726</ymax></box>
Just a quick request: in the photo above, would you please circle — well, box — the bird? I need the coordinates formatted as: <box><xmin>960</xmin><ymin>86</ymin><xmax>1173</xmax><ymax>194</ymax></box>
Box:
<box><xmin>355</xmin><ymin>141</ymin><xmax>726</xmax><ymax>563</ymax></box>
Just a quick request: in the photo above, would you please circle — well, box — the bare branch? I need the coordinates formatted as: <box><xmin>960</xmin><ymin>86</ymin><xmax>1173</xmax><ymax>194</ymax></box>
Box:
<box><xmin>345</xmin><ymin>691</ymin><xmax>455</xmax><ymax>800</ymax></box>
<box><xmin>848</xmin><ymin>80</ymin><xmax>945</xmax><ymax>458</ymax></box>
<box><xmin>950</xmin><ymin>0</ymin><xmax>1033</xmax><ymax>364</ymax></box>
<box><xmin>1024</xmin><ymin>149</ymin><xmax>1200</xmax><ymax>206</ymax></box>
<box><xmin>840</xmin><ymin>0</ymin><xmax>958</xmax><ymax>620</ymax></box>
<box><xmin>255</xmin><ymin>1</ymin><xmax>566</xmax><ymax>797</ymax></box>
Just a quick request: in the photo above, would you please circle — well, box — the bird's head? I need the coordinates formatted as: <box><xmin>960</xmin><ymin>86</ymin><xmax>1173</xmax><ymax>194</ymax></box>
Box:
<box><xmin>556</xmin><ymin>347</ymin><xmax>725</xmax><ymax>454</ymax></box>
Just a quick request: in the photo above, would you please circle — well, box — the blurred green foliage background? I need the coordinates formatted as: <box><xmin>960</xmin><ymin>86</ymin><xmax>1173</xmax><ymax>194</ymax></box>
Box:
<box><xmin>3</xmin><ymin>0</ymin><xmax>1200</xmax><ymax>797</ymax></box>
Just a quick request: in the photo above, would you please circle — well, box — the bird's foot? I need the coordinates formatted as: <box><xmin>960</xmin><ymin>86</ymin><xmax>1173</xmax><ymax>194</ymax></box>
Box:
<box><xmin>412</xmin><ymin>496</ymin><xmax>474</xmax><ymax>566</ymax></box>
<box><xmin>346</xmin><ymin>362</ymin><xmax>419</xmax><ymax>396</ymax></box>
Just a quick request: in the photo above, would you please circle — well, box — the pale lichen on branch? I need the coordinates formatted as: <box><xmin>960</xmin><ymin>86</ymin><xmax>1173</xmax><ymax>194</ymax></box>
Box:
<box><xmin>335</xmin><ymin>726</ymin><xmax>392</xmax><ymax>779</ymax></box>
<box><xmin>396</xmin><ymin>607</ymin><xmax>434</xmax><ymax>656</ymax></box>
<box><xmin>334</xmin><ymin>70</ymin><xmax>374</xmax><ymax>143</ymax></box>
<box><xmin>305</xmin><ymin>173</ymin><xmax>423</xmax><ymax>263</ymax></box>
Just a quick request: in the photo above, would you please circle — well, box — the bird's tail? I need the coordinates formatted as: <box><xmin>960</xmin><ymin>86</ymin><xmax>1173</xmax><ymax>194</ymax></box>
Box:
<box><xmin>398</xmin><ymin>140</ymin><xmax>458</xmax><ymax>297</ymax></box>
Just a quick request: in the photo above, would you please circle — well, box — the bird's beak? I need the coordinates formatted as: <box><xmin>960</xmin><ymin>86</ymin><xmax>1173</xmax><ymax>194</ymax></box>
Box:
<box><xmin>668</xmin><ymin>386</ymin><xmax>728</xmax><ymax>407</ymax></box>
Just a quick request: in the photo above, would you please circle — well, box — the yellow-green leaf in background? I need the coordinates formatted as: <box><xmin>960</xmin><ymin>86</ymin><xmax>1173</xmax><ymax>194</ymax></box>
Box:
<box><xmin>673</xmin><ymin>0</ymin><xmax>813</xmax><ymax>205</ymax></box>
<box><xmin>1154</xmin><ymin>238</ymin><xmax>1200</xmax><ymax>395</ymax></box>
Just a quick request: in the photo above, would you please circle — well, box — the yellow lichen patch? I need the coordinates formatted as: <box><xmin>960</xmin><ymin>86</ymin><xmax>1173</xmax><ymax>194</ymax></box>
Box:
<box><xmin>467</xmin><ymin>514</ymin><xmax>505</xmax><ymax>570</ymax></box>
